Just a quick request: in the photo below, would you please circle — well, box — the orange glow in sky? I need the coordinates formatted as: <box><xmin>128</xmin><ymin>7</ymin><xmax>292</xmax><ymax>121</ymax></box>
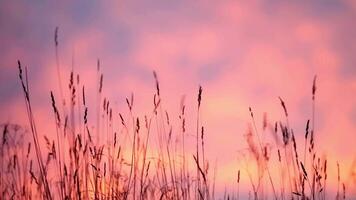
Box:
<box><xmin>0</xmin><ymin>1</ymin><xmax>355</xmax><ymax>199</ymax></box>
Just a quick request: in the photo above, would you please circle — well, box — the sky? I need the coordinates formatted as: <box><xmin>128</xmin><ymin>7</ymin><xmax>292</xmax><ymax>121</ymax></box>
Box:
<box><xmin>0</xmin><ymin>0</ymin><xmax>356</xmax><ymax>198</ymax></box>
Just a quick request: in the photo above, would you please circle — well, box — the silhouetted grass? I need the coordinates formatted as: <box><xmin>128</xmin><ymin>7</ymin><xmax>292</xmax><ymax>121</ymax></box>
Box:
<box><xmin>0</xmin><ymin>30</ymin><xmax>352</xmax><ymax>200</ymax></box>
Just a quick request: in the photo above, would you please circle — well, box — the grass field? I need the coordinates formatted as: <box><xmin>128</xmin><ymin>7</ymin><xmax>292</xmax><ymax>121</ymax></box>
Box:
<box><xmin>0</xmin><ymin>42</ymin><xmax>351</xmax><ymax>199</ymax></box>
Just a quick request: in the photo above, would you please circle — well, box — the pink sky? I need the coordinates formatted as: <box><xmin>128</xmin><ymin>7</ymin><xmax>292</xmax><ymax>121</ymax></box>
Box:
<box><xmin>1</xmin><ymin>0</ymin><xmax>356</xmax><ymax>198</ymax></box>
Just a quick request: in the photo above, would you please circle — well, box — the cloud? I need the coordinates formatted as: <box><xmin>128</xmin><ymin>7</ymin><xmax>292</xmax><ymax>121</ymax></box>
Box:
<box><xmin>0</xmin><ymin>0</ymin><xmax>355</xmax><ymax>197</ymax></box>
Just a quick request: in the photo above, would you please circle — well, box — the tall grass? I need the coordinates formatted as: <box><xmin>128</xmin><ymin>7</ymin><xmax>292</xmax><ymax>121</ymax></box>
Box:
<box><xmin>0</xmin><ymin>31</ymin><xmax>352</xmax><ymax>200</ymax></box>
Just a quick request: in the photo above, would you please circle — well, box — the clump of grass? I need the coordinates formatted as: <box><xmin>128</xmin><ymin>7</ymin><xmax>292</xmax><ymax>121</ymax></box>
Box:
<box><xmin>14</xmin><ymin>52</ymin><xmax>217</xmax><ymax>199</ymax></box>
<box><xmin>236</xmin><ymin>75</ymin><xmax>352</xmax><ymax>200</ymax></box>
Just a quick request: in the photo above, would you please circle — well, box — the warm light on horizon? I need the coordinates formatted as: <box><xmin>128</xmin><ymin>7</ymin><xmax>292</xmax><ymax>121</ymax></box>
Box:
<box><xmin>0</xmin><ymin>1</ymin><xmax>355</xmax><ymax>199</ymax></box>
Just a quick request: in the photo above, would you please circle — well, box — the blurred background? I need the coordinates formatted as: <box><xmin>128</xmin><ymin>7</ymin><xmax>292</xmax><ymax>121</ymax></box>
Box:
<box><xmin>0</xmin><ymin>0</ymin><xmax>355</xmax><ymax>197</ymax></box>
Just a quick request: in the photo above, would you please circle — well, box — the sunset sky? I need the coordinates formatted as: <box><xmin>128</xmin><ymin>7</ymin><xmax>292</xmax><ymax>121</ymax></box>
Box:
<box><xmin>0</xmin><ymin>0</ymin><xmax>356</xmax><ymax>197</ymax></box>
